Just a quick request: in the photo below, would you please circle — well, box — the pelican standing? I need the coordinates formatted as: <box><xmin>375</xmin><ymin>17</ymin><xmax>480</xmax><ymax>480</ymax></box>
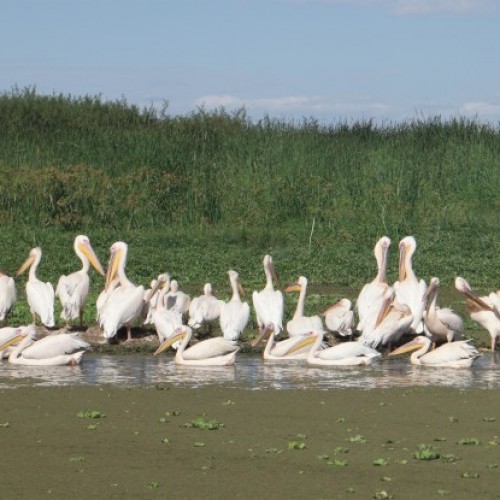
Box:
<box><xmin>164</xmin><ymin>279</ymin><xmax>191</xmax><ymax>317</ymax></box>
<box><xmin>455</xmin><ymin>277</ymin><xmax>500</xmax><ymax>352</ymax></box>
<box><xmin>0</xmin><ymin>270</ymin><xmax>16</xmax><ymax>324</ymax></box>
<box><xmin>154</xmin><ymin>326</ymin><xmax>239</xmax><ymax>366</ymax></box>
<box><xmin>294</xmin><ymin>330</ymin><xmax>382</xmax><ymax>366</ymax></box>
<box><xmin>393</xmin><ymin>236</ymin><xmax>426</xmax><ymax>334</ymax></box>
<box><xmin>252</xmin><ymin>254</ymin><xmax>284</xmax><ymax>337</ymax></box>
<box><xmin>17</xmin><ymin>247</ymin><xmax>55</xmax><ymax>328</ymax></box>
<box><xmin>99</xmin><ymin>242</ymin><xmax>144</xmax><ymax>342</ymax></box>
<box><xmin>389</xmin><ymin>335</ymin><xmax>481</xmax><ymax>367</ymax></box>
<box><xmin>0</xmin><ymin>325</ymin><xmax>90</xmax><ymax>365</ymax></box>
<box><xmin>218</xmin><ymin>270</ymin><xmax>250</xmax><ymax>341</ymax></box>
<box><xmin>356</xmin><ymin>236</ymin><xmax>391</xmax><ymax>333</ymax></box>
<box><xmin>423</xmin><ymin>277</ymin><xmax>463</xmax><ymax>343</ymax></box>
<box><xmin>322</xmin><ymin>298</ymin><xmax>355</xmax><ymax>337</ymax></box>
<box><xmin>284</xmin><ymin>276</ymin><xmax>324</xmax><ymax>336</ymax></box>
<box><xmin>188</xmin><ymin>283</ymin><xmax>220</xmax><ymax>331</ymax></box>
<box><xmin>55</xmin><ymin>235</ymin><xmax>105</xmax><ymax>326</ymax></box>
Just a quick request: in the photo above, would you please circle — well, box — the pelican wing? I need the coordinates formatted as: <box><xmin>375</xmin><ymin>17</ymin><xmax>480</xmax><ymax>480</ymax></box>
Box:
<box><xmin>27</xmin><ymin>281</ymin><xmax>55</xmax><ymax>327</ymax></box>
<box><xmin>318</xmin><ymin>342</ymin><xmax>380</xmax><ymax>361</ymax></box>
<box><xmin>182</xmin><ymin>337</ymin><xmax>238</xmax><ymax>360</ymax></box>
<box><xmin>287</xmin><ymin>315</ymin><xmax>324</xmax><ymax>337</ymax></box>
<box><xmin>421</xmin><ymin>341</ymin><xmax>480</xmax><ymax>365</ymax></box>
<box><xmin>435</xmin><ymin>307</ymin><xmax>464</xmax><ymax>333</ymax></box>
<box><xmin>22</xmin><ymin>333</ymin><xmax>90</xmax><ymax>359</ymax></box>
<box><xmin>325</xmin><ymin>310</ymin><xmax>354</xmax><ymax>336</ymax></box>
<box><xmin>56</xmin><ymin>272</ymin><xmax>90</xmax><ymax>320</ymax></box>
<box><xmin>219</xmin><ymin>300</ymin><xmax>250</xmax><ymax>341</ymax></box>
<box><xmin>0</xmin><ymin>276</ymin><xmax>16</xmax><ymax>320</ymax></box>
<box><xmin>356</xmin><ymin>282</ymin><xmax>386</xmax><ymax>331</ymax></box>
<box><xmin>152</xmin><ymin>308</ymin><xmax>183</xmax><ymax>342</ymax></box>
<box><xmin>252</xmin><ymin>289</ymin><xmax>284</xmax><ymax>332</ymax></box>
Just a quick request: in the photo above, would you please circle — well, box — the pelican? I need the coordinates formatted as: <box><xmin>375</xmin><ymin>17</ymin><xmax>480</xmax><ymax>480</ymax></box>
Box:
<box><xmin>0</xmin><ymin>325</ymin><xmax>90</xmax><ymax>365</ymax></box>
<box><xmin>393</xmin><ymin>236</ymin><xmax>427</xmax><ymax>334</ymax></box>
<box><xmin>0</xmin><ymin>326</ymin><xmax>21</xmax><ymax>359</ymax></box>
<box><xmin>284</xmin><ymin>276</ymin><xmax>324</xmax><ymax>336</ymax></box>
<box><xmin>295</xmin><ymin>330</ymin><xmax>382</xmax><ymax>366</ymax></box>
<box><xmin>359</xmin><ymin>287</ymin><xmax>413</xmax><ymax>350</ymax></box>
<box><xmin>55</xmin><ymin>235</ymin><xmax>105</xmax><ymax>326</ymax></box>
<box><xmin>218</xmin><ymin>270</ymin><xmax>250</xmax><ymax>341</ymax></box>
<box><xmin>0</xmin><ymin>270</ymin><xmax>16</xmax><ymax>323</ymax></box>
<box><xmin>17</xmin><ymin>247</ymin><xmax>55</xmax><ymax>327</ymax></box>
<box><xmin>252</xmin><ymin>254</ymin><xmax>284</xmax><ymax>337</ymax></box>
<box><xmin>322</xmin><ymin>298</ymin><xmax>355</xmax><ymax>337</ymax></box>
<box><xmin>154</xmin><ymin>326</ymin><xmax>239</xmax><ymax>366</ymax></box>
<box><xmin>164</xmin><ymin>279</ymin><xmax>191</xmax><ymax>317</ymax></box>
<box><xmin>188</xmin><ymin>283</ymin><xmax>220</xmax><ymax>330</ymax></box>
<box><xmin>146</xmin><ymin>274</ymin><xmax>183</xmax><ymax>343</ymax></box>
<box><xmin>455</xmin><ymin>277</ymin><xmax>500</xmax><ymax>352</ymax></box>
<box><xmin>98</xmin><ymin>242</ymin><xmax>144</xmax><ymax>342</ymax></box>
<box><xmin>356</xmin><ymin>236</ymin><xmax>391</xmax><ymax>333</ymax></box>
<box><xmin>389</xmin><ymin>335</ymin><xmax>481</xmax><ymax>367</ymax></box>
<box><xmin>251</xmin><ymin>327</ymin><xmax>317</xmax><ymax>360</ymax></box>
<box><xmin>423</xmin><ymin>277</ymin><xmax>463</xmax><ymax>343</ymax></box>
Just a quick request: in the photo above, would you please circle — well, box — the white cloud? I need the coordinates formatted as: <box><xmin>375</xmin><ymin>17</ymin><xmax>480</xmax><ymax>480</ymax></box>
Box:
<box><xmin>460</xmin><ymin>101</ymin><xmax>500</xmax><ymax>116</ymax></box>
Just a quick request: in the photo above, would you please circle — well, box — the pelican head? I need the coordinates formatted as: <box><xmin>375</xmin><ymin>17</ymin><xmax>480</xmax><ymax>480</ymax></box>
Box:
<box><xmin>398</xmin><ymin>236</ymin><xmax>416</xmax><ymax>281</ymax></box>
<box><xmin>17</xmin><ymin>247</ymin><xmax>42</xmax><ymax>276</ymax></box>
<box><xmin>285</xmin><ymin>276</ymin><xmax>306</xmax><ymax>293</ymax></box>
<box><xmin>389</xmin><ymin>335</ymin><xmax>425</xmax><ymax>357</ymax></box>
<box><xmin>264</xmin><ymin>254</ymin><xmax>281</xmax><ymax>287</ymax></box>
<box><xmin>154</xmin><ymin>327</ymin><xmax>189</xmax><ymax>355</ymax></box>
<box><xmin>455</xmin><ymin>276</ymin><xmax>494</xmax><ymax>312</ymax></box>
<box><xmin>228</xmin><ymin>269</ymin><xmax>245</xmax><ymax>296</ymax></box>
<box><xmin>321</xmin><ymin>298</ymin><xmax>352</xmax><ymax>316</ymax></box>
<box><xmin>105</xmin><ymin>241</ymin><xmax>127</xmax><ymax>290</ymax></box>
<box><xmin>75</xmin><ymin>235</ymin><xmax>105</xmax><ymax>276</ymax></box>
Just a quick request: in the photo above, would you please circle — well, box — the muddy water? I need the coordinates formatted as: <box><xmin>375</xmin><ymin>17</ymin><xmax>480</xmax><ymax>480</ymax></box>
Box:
<box><xmin>1</xmin><ymin>353</ymin><xmax>500</xmax><ymax>390</ymax></box>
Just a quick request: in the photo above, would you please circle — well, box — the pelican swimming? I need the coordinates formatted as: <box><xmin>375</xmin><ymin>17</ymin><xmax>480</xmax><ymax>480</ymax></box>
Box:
<box><xmin>218</xmin><ymin>270</ymin><xmax>250</xmax><ymax>341</ymax></box>
<box><xmin>188</xmin><ymin>283</ymin><xmax>220</xmax><ymax>330</ymax></box>
<box><xmin>393</xmin><ymin>236</ymin><xmax>426</xmax><ymax>334</ymax></box>
<box><xmin>55</xmin><ymin>235</ymin><xmax>105</xmax><ymax>326</ymax></box>
<box><xmin>423</xmin><ymin>277</ymin><xmax>463</xmax><ymax>343</ymax></box>
<box><xmin>0</xmin><ymin>326</ymin><xmax>21</xmax><ymax>359</ymax></box>
<box><xmin>251</xmin><ymin>326</ymin><xmax>318</xmax><ymax>360</ymax></box>
<box><xmin>154</xmin><ymin>326</ymin><xmax>239</xmax><ymax>366</ymax></box>
<box><xmin>17</xmin><ymin>247</ymin><xmax>55</xmax><ymax>328</ymax></box>
<box><xmin>389</xmin><ymin>335</ymin><xmax>481</xmax><ymax>367</ymax></box>
<box><xmin>0</xmin><ymin>270</ymin><xmax>16</xmax><ymax>324</ymax></box>
<box><xmin>297</xmin><ymin>330</ymin><xmax>382</xmax><ymax>366</ymax></box>
<box><xmin>455</xmin><ymin>277</ymin><xmax>500</xmax><ymax>352</ymax></box>
<box><xmin>98</xmin><ymin>242</ymin><xmax>144</xmax><ymax>342</ymax></box>
<box><xmin>356</xmin><ymin>236</ymin><xmax>391</xmax><ymax>333</ymax></box>
<box><xmin>0</xmin><ymin>325</ymin><xmax>90</xmax><ymax>365</ymax></box>
<box><xmin>252</xmin><ymin>254</ymin><xmax>284</xmax><ymax>337</ymax></box>
<box><xmin>284</xmin><ymin>276</ymin><xmax>324</xmax><ymax>336</ymax></box>
<box><xmin>322</xmin><ymin>298</ymin><xmax>355</xmax><ymax>337</ymax></box>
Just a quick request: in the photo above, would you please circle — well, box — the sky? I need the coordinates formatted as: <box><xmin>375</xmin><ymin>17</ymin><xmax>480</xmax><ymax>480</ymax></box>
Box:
<box><xmin>1</xmin><ymin>0</ymin><xmax>500</xmax><ymax>125</ymax></box>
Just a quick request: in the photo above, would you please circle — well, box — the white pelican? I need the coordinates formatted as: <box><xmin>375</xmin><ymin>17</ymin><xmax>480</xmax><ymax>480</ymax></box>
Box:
<box><xmin>359</xmin><ymin>287</ymin><xmax>413</xmax><ymax>350</ymax></box>
<box><xmin>389</xmin><ymin>335</ymin><xmax>481</xmax><ymax>367</ymax></box>
<box><xmin>164</xmin><ymin>279</ymin><xmax>191</xmax><ymax>317</ymax></box>
<box><xmin>423</xmin><ymin>277</ymin><xmax>463</xmax><ymax>343</ymax></box>
<box><xmin>0</xmin><ymin>325</ymin><xmax>90</xmax><ymax>365</ymax></box>
<box><xmin>218</xmin><ymin>270</ymin><xmax>250</xmax><ymax>341</ymax></box>
<box><xmin>252</xmin><ymin>254</ymin><xmax>284</xmax><ymax>337</ymax></box>
<box><xmin>146</xmin><ymin>274</ymin><xmax>183</xmax><ymax>343</ymax></box>
<box><xmin>322</xmin><ymin>298</ymin><xmax>355</xmax><ymax>337</ymax></box>
<box><xmin>98</xmin><ymin>242</ymin><xmax>144</xmax><ymax>342</ymax></box>
<box><xmin>154</xmin><ymin>326</ymin><xmax>239</xmax><ymax>366</ymax></box>
<box><xmin>0</xmin><ymin>326</ymin><xmax>21</xmax><ymax>359</ymax></box>
<box><xmin>393</xmin><ymin>236</ymin><xmax>427</xmax><ymax>334</ymax></box>
<box><xmin>17</xmin><ymin>247</ymin><xmax>55</xmax><ymax>328</ymax></box>
<box><xmin>251</xmin><ymin>327</ymin><xmax>317</xmax><ymax>360</ymax></box>
<box><xmin>0</xmin><ymin>270</ymin><xmax>16</xmax><ymax>323</ymax></box>
<box><xmin>356</xmin><ymin>236</ymin><xmax>391</xmax><ymax>333</ymax></box>
<box><xmin>455</xmin><ymin>277</ymin><xmax>500</xmax><ymax>352</ymax></box>
<box><xmin>188</xmin><ymin>283</ymin><xmax>220</xmax><ymax>330</ymax></box>
<box><xmin>294</xmin><ymin>330</ymin><xmax>382</xmax><ymax>366</ymax></box>
<box><xmin>284</xmin><ymin>276</ymin><xmax>324</xmax><ymax>336</ymax></box>
<box><xmin>55</xmin><ymin>235</ymin><xmax>105</xmax><ymax>326</ymax></box>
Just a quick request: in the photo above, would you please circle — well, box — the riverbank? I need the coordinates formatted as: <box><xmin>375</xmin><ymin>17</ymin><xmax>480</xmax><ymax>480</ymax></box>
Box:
<box><xmin>1</xmin><ymin>385</ymin><xmax>499</xmax><ymax>499</ymax></box>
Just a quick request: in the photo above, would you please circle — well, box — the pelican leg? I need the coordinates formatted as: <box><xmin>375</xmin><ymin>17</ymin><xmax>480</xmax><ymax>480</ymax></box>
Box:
<box><xmin>492</xmin><ymin>336</ymin><xmax>497</xmax><ymax>353</ymax></box>
<box><xmin>126</xmin><ymin>327</ymin><xmax>133</xmax><ymax>342</ymax></box>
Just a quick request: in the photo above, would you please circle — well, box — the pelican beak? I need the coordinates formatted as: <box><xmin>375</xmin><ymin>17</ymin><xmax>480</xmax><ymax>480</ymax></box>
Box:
<box><xmin>105</xmin><ymin>248</ymin><xmax>123</xmax><ymax>290</ymax></box>
<box><xmin>285</xmin><ymin>332</ymin><xmax>319</xmax><ymax>355</ymax></box>
<box><xmin>237</xmin><ymin>282</ymin><xmax>245</xmax><ymax>297</ymax></box>
<box><xmin>0</xmin><ymin>332</ymin><xmax>24</xmax><ymax>351</ymax></box>
<box><xmin>389</xmin><ymin>336</ymin><xmax>425</xmax><ymax>356</ymax></box>
<box><xmin>154</xmin><ymin>331</ymin><xmax>186</xmax><ymax>356</ymax></box>
<box><xmin>398</xmin><ymin>242</ymin><xmax>406</xmax><ymax>281</ymax></box>
<box><xmin>284</xmin><ymin>282</ymin><xmax>301</xmax><ymax>293</ymax></box>
<box><xmin>78</xmin><ymin>241</ymin><xmax>105</xmax><ymax>277</ymax></box>
<box><xmin>463</xmin><ymin>290</ymin><xmax>495</xmax><ymax>312</ymax></box>
<box><xmin>146</xmin><ymin>279</ymin><xmax>164</xmax><ymax>303</ymax></box>
<box><xmin>375</xmin><ymin>296</ymin><xmax>392</xmax><ymax>328</ymax></box>
<box><xmin>250</xmin><ymin>326</ymin><xmax>274</xmax><ymax>348</ymax></box>
<box><xmin>270</xmin><ymin>263</ymin><xmax>281</xmax><ymax>288</ymax></box>
<box><xmin>16</xmin><ymin>255</ymin><xmax>35</xmax><ymax>277</ymax></box>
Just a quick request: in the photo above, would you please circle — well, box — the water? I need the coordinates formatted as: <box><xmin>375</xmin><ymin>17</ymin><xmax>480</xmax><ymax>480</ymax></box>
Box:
<box><xmin>1</xmin><ymin>353</ymin><xmax>500</xmax><ymax>390</ymax></box>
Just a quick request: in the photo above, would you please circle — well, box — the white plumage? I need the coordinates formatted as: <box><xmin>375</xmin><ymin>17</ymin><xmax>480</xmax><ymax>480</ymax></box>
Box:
<box><xmin>0</xmin><ymin>271</ymin><xmax>16</xmax><ymax>323</ymax></box>
<box><xmin>322</xmin><ymin>298</ymin><xmax>355</xmax><ymax>337</ymax></box>
<box><xmin>218</xmin><ymin>270</ymin><xmax>250</xmax><ymax>341</ymax></box>
<box><xmin>188</xmin><ymin>283</ymin><xmax>220</xmax><ymax>330</ymax></box>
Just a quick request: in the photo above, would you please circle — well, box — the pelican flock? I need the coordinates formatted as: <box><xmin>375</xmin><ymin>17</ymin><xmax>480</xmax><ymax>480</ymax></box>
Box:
<box><xmin>1</xmin><ymin>234</ymin><xmax>498</xmax><ymax>373</ymax></box>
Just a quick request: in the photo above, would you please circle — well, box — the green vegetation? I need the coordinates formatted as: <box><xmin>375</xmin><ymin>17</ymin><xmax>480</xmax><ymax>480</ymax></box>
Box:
<box><xmin>0</xmin><ymin>88</ymin><xmax>499</xmax><ymax>338</ymax></box>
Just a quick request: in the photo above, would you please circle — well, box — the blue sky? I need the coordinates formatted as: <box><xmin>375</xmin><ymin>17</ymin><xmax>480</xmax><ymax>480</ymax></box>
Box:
<box><xmin>1</xmin><ymin>0</ymin><xmax>499</xmax><ymax>124</ymax></box>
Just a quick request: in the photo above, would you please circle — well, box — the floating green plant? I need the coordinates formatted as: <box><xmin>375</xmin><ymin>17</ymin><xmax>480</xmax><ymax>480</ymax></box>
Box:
<box><xmin>288</xmin><ymin>441</ymin><xmax>306</xmax><ymax>450</ymax></box>
<box><xmin>373</xmin><ymin>458</ymin><xmax>389</xmax><ymax>466</ymax></box>
<box><xmin>457</xmin><ymin>438</ymin><xmax>482</xmax><ymax>446</ymax></box>
<box><xmin>76</xmin><ymin>410</ymin><xmax>106</xmax><ymax>419</ymax></box>
<box><xmin>183</xmin><ymin>415</ymin><xmax>223</xmax><ymax>430</ymax></box>
<box><xmin>413</xmin><ymin>444</ymin><xmax>440</xmax><ymax>461</ymax></box>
